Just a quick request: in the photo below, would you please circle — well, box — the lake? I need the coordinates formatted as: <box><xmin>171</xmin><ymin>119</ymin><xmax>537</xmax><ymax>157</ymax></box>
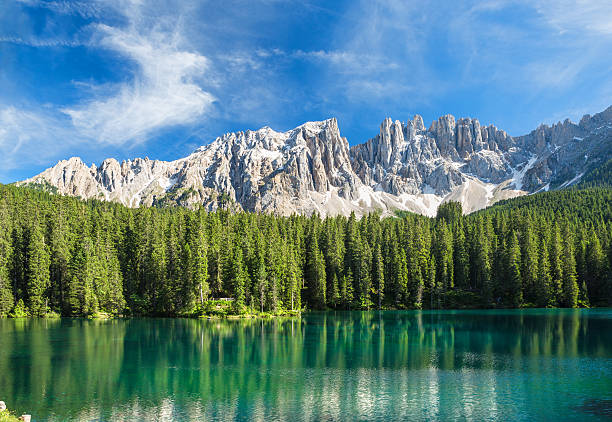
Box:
<box><xmin>1</xmin><ymin>309</ymin><xmax>611</xmax><ymax>421</ymax></box>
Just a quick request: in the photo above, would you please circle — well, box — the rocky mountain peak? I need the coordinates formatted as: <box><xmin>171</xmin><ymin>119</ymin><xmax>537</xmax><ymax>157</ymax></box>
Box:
<box><xmin>20</xmin><ymin>106</ymin><xmax>612</xmax><ymax>217</ymax></box>
<box><xmin>412</xmin><ymin>114</ymin><xmax>425</xmax><ymax>132</ymax></box>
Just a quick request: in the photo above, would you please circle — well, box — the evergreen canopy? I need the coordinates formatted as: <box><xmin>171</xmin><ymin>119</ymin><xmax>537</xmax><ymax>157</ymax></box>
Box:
<box><xmin>0</xmin><ymin>184</ymin><xmax>610</xmax><ymax>317</ymax></box>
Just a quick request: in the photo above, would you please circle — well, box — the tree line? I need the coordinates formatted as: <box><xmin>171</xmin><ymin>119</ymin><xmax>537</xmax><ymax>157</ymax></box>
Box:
<box><xmin>0</xmin><ymin>184</ymin><xmax>610</xmax><ymax>317</ymax></box>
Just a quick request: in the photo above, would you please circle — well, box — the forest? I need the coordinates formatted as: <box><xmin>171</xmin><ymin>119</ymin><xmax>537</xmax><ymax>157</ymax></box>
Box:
<box><xmin>0</xmin><ymin>184</ymin><xmax>610</xmax><ymax>317</ymax></box>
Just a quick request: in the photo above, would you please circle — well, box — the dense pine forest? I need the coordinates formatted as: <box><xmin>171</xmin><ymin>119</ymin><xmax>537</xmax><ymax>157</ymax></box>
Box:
<box><xmin>0</xmin><ymin>184</ymin><xmax>610</xmax><ymax>317</ymax></box>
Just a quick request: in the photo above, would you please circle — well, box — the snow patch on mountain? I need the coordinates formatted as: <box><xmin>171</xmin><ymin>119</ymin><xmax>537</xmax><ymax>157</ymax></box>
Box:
<box><xmin>18</xmin><ymin>105</ymin><xmax>612</xmax><ymax>217</ymax></box>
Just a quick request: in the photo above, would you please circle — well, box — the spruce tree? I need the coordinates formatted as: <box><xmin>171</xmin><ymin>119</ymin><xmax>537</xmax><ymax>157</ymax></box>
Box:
<box><xmin>231</xmin><ymin>247</ymin><xmax>248</xmax><ymax>311</ymax></box>
<box><xmin>0</xmin><ymin>252</ymin><xmax>14</xmax><ymax>316</ymax></box>
<box><xmin>585</xmin><ymin>231</ymin><xmax>606</xmax><ymax>305</ymax></box>
<box><xmin>561</xmin><ymin>224</ymin><xmax>579</xmax><ymax>308</ymax></box>
<box><xmin>193</xmin><ymin>230</ymin><xmax>210</xmax><ymax>306</ymax></box>
<box><xmin>286</xmin><ymin>248</ymin><xmax>301</xmax><ymax>311</ymax></box>
<box><xmin>521</xmin><ymin>223</ymin><xmax>539</xmax><ymax>304</ymax></box>
<box><xmin>0</xmin><ymin>204</ymin><xmax>14</xmax><ymax>316</ymax></box>
<box><xmin>306</xmin><ymin>226</ymin><xmax>326</xmax><ymax>309</ymax></box>
<box><xmin>373</xmin><ymin>243</ymin><xmax>384</xmax><ymax>309</ymax></box>
<box><xmin>473</xmin><ymin>221</ymin><xmax>492</xmax><ymax>305</ymax></box>
<box><xmin>1</xmin><ymin>183</ymin><xmax>611</xmax><ymax>315</ymax></box>
<box><xmin>255</xmin><ymin>255</ymin><xmax>268</xmax><ymax>312</ymax></box>
<box><xmin>536</xmin><ymin>235</ymin><xmax>552</xmax><ymax>307</ymax></box>
<box><xmin>67</xmin><ymin>235</ymin><xmax>98</xmax><ymax>316</ymax></box>
<box><xmin>506</xmin><ymin>231</ymin><xmax>523</xmax><ymax>307</ymax></box>
<box><xmin>49</xmin><ymin>216</ymin><xmax>70</xmax><ymax>313</ymax></box>
<box><xmin>550</xmin><ymin>224</ymin><xmax>564</xmax><ymax>306</ymax></box>
<box><xmin>26</xmin><ymin>223</ymin><xmax>51</xmax><ymax>316</ymax></box>
<box><xmin>453</xmin><ymin>222</ymin><xmax>469</xmax><ymax>291</ymax></box>
<box><xmin>435</xmin><ymin>223</ymin><xmax>454</xmax><ymax>302</ymax></box>
<box><xmin>395</xmin><ymin>248</ymin><xmax>409</xmax><ymax>307</ymax></box>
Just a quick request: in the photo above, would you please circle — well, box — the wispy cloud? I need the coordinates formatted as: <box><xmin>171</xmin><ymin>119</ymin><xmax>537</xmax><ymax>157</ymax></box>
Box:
<box><xmin>61</xmin><ymin>3</ymin><xmax>215</xmax><ymax>145</ymax></box>
<box><xmin>532</xmin><ymin>0</ymin><xmax>612</xmax><ymax>36</ymax></box>
<box><xmin>1</xmin><ymin>0</ymin><xmax>611</xmax><ymax>183</ymax></box>
<box><xmin>16</xmin><ymin>0</ymin><xmax>104</xmax><ymax>19</ymax></box>
<box><xmin>0</xmin><ymin>105</ymin><xmax>77</xmax><ymax>175</ymax></box>
<box><xmin>0</xmin><ymin>0</ymin><xmax>219</xmax><ymax>181</ymax></box>
<box><xmin>0</xmin><ymin>35</ymin><xmax>84</xmax><ymax>47</ymax></box>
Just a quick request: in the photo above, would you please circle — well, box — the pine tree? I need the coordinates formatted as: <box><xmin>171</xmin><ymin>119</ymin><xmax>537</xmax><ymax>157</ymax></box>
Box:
<box><xmin>406</xmin><ymin>230</ymin><xmax>424</xmax><ymax>309</ymax></box>
<box><xmin>255</xmin><ymin>255</ymin><xmax>268</xmax><ymax>312</ymax></box>
<box><xmin>181</xmin><ymin>240</ymin><xmax>196</xmax><ymax>313</ymax></box>
<box><xmin>436</xmin><ymin>201</ymin><xmax>462</xmax><ymax>224</ymax></box>
<box><xmin>105</xmin><ymin>248</ymin><xmax>126</xmax><ymax>314</ymax></box>
<box><xmin>209</xmin><ymin>214</ymin><xmax>224</xmax><ymax>297</ymax></box>
<box><xmin>395</xmin><ymin>248</ymin><xmax>409</xmax><ymax>307</ymax></box>
<box><xmin>1</xmin><ymin>182</ymin><xmax>611</xmax><ymax>316</ymax></box>
<box><xmin>26</xmin><ymin>223</ymin><xmax>51</xmax><ymax>316</ymax></box>
<box><xmin>521</xmin><ymin>223</ymin><xmax>539</xmax><ymax>304</ymax></box>
<box><xmin>435</xmin><ymin>223</ymin><xmax>454</xmax><ymax>303</ymax></box>
<box><xmin>49</xmin><ymin>215</ymin><xmax>70</xmax><ymax>313</ymax></box>
<box><xmin>561</xmin><ymin>224</ymin><xmax>579</xmax><ymax>308</ymax></box>
<box><xmin>340</xmin><ymin>269</ymin><xmax>354</xmax><ymax>309</ymax></box>
<box><xmin>536</xmin><ymin>234</ymin><xmax>552</xmax><ymax>307</ymax></box>
<box><xmin>148</xmin><ymin>222</ymin><xmax>168</xmax><ymax>313</ymax></box>
<box><xmin>193</xmin><ymin>229</ymin><xmax>209</xmax><ymax>307</ymax></box>
<box><xmin>372</xmin><ymin>243</ymin><xmax>384</xmax><ymax>309</ymax></box>
<box><xmin>0</xmin><ymin>253</ymin><xmax>13</xmax><ymax>316</ymax></box>
<box><xmin>408</xmin><ymin>253</ymin><xmax>423</xmax><ymax>309</ymax></box>
<box><xmin>265</xmin><ymin>227</ymin><xmax>282</xmax><ymax>312</ymax></box>
<box><xmin>67</xmin><ymin>235</ymin><xmax>98</xmax><ymax>316</ymax></box>
<box><xmin>506</xmin><ymin>231</ymin><xmax>523</xmax><ymax>307</ymax></box>
<box><xmin>472</xmin><ymin>220</ymin><xmax>492</xmax><ymax>305</ymax></box>
<box><xmin>285</xmin><ymin>248</ymin><xmax>301</xmax><ymax>311</ymax></box>
<box><xmin>306</xmin><ymin>226</ymin><xmax>326</xmax><ymax>309</ymax></box>
<box><xmin>0</xmin><ymin>202</ymin><xmax>14</xmax><ymax>316</ymax></box>
<box><xmin>427</xmin><ymin>255</ymin><xmax>438</xmax><ymax>309</ymax></box>
<box><xmin>550</xmin><ymin>224</ymin><xmax>564</xmax><ymax>306</ymax></box>
<box><xmin>231</xmin><ymin>247</ymin><xmax>248</xmax><ymax>311</ymax></box>
<box><xmin>585</xmin><ymin>230</ymin><xmax>606</xmax><ymax>305</ymax></box>
<box><xmin>453</xmin><ymin>222</ymin><xmax>469</xmax><ymax>291</ymax></box>
<box><xmin>165</xmin><ymin>220</ymin><xmax>182</xmax><ymax>313</ymax></box>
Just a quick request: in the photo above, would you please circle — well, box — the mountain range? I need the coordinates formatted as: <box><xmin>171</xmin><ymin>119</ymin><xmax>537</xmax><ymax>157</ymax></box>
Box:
<box><xmin>19</xmin><ymin>105</ymin><xmax>612</xmax><ymax>217</ymax></box>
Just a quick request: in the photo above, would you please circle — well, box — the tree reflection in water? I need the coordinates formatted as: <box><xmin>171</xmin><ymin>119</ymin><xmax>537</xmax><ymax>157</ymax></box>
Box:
<box><xmin>0</xmin><ymin>309</ymin><xmax>611</xmax><ymax>421</ymax></box>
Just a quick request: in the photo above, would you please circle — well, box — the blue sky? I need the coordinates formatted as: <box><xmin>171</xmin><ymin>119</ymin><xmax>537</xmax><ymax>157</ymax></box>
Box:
<box><xmin>1</xmin><ymin>0</ymin><xmax>611</xmax><ymax>182</ymax></box>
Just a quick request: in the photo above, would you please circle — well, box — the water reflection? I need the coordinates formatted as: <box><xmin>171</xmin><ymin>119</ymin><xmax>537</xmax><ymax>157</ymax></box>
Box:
<box><xmin>0</xmin><ymin>310</ymin><xmax>611</xmax><ymax>421</ymax></box>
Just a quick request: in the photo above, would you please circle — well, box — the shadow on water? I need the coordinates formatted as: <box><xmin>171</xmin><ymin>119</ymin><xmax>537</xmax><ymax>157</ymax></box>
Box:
<box><xmin>0</xmin><ymin>309</ymin><xmax>611</xmax><ymax>421</ymax></box>
<box><xmin>575</xmin><ymin>399</ymin><xmax>612</xmax><ymax>417</ymax></box>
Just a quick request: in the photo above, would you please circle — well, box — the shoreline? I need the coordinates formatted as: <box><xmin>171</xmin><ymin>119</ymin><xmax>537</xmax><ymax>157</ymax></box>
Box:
<box><xmin>1</xmin><ymin>307</ymin><xmax>606</xmax><ymax>321</ymax></box>
<box><xmin>0</xmin><ymin>310</ymin><xmax>303</xmax><ymax>320</ymax></box>
<box><xmin>0</xmin><ymin>402</ymin><xmax>29</xmax><ymax>422</ymax></box>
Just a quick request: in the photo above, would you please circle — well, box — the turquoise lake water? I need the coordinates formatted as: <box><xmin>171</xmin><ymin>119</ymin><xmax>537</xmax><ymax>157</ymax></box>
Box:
<box><xmin>1</xmin><ymin>309</ymin><xmax>611</xmax><ymax>421</ymax></box>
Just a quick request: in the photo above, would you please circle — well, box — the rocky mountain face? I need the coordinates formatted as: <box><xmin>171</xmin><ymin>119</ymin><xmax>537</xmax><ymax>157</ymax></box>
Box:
<box><xmin>19</xmin><ymin>106</ymin><xmax>612</xmax><ymax>217</ymax></box>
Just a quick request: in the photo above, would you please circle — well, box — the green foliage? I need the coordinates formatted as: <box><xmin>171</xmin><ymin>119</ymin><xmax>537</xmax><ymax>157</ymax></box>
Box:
<box><xmin>506</xmin><ymin>231</ymin><xmax>523</xmax><ymax>307</ymax></box>
<box><xmin>0</xmin><ymin>409</ymin><xmax>22</xmax><ymax>422</ymax></box>
<box><xmin>436</xmin><ymin>201</ymin><xmax>463</xmax><ymax>223</ymax></box>
<box><xmin>0</xmin><ymin>183</ymin><xmax>610</xmax><ymax>316</ymax></box>
<box><xmin>26</xmin><ymin>223</ymin><xmax>51</xmax><ymax>316</ymax></box>
<box><xmin>9</xmin><ymin>299</ymin><xmax>28</xmax><ymax>318</ymax></box>
<box><xmin>577</xmin><ymin>158</ymin><xmax>612</xmax><ymax>188</ymax></box>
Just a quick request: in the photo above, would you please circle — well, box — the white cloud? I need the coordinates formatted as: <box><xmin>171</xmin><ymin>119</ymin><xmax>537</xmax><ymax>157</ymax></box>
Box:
<box><xmin>0</xmin><ymin>0</ymin><xmax>219</xmax><ymax>182</ymax></box>
<box><xmin>0</xmin><ymin>36</ymin><xmax>83</xmax><ymax>47</ymax></box>
<box><xmin>532</xmin><ymin>0</ymin><xmax>612</xmax><ymax>36</ymax></box>
<box><xmin>0</xmin><ymin>106</ymin><xmax>77</xmax><ymax>173</ymax></box>
<box><xmin>16</xmin><ymin>0</ymin><xmax>104</xmax><ymax>18</ymax></box>
<box><xmin>293</xmin><ymin>50</ymin><xmax>401</xmax><ymax>74</ymax></box>
<box><xmin>523</xmin><ymin>59</ymin><xmax>588</xmax><ymax>89</ymax></box>
<box><xmin>60</xmin><ymin>2</ymin><xmax>215</xmax><ymax>145</ymax></box>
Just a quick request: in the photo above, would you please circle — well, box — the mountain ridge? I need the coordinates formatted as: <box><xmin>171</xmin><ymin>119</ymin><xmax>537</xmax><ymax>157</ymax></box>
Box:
<box><xmin>18</xmin><ymin>106</ymin><xmax>612</xmax><ymax>217</ymax></box>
